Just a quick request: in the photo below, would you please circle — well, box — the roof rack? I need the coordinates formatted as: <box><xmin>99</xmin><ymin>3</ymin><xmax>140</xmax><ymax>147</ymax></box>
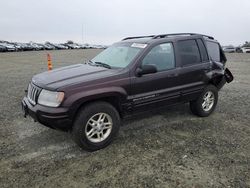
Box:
<box><xmin>153</xmin><ymin>33</ymin><xmax>214</xmax><ymax>40</ymax></box>
<box><xmin>122</xmin><ymin>33</ymin><xmax>214</xmax><ymax>41</ymax></box>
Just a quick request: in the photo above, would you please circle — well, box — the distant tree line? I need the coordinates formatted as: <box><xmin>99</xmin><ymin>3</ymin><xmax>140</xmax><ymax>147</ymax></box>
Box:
<box><xmin>243</xmin><ymin>41</ymin><xmax>250</xmax><ymax>47</ymax></box>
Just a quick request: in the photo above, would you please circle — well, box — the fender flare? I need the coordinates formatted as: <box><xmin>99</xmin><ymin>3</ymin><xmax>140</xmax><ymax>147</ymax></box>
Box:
<box><xmin>64</xmin><ymin>87</ymin><xmax>128</xmax><ymax>118</ymax></box>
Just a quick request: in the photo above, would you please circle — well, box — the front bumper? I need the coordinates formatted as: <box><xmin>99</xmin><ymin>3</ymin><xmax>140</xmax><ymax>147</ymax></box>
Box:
<box><xmin>22</xmin><ymin>97</ymin><xmax>72</xmax><ymax>131</ymax></box>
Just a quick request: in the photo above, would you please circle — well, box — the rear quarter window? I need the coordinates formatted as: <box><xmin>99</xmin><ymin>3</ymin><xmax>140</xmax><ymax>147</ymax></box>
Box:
<box><xmin>206</xmin><ymin>41</ymin><xmax>220</xmax><ymax>62</ymax></box>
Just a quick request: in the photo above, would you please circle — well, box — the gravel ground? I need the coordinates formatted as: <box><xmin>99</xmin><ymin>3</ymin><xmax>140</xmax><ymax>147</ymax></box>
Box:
<box><xmin>0</xmin><ymin>50</ymin><xmax>249</xmax><ymax>188</ymax></box>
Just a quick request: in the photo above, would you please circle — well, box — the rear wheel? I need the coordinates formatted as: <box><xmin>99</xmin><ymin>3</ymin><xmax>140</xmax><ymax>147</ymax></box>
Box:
<box><xmin>72</xmin><ymin>101</ymin><xmax>120</xmax><ymax>151</ymax></box>
<box><xmin>190</xmin><ymin>85</ymin><xmax>218</xmax><ymax>117</ymax></box>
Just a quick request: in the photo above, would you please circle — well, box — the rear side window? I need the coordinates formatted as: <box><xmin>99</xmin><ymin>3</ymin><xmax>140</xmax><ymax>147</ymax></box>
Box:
<box><xmin>206</xmin><ymin>41</ymin><xmax>220</xmax><ymax>62</ymax></box>
<box><xmin>197</xmin><ymin>39</ymin><xmax>209</xmax><ymax>62</ymax></box>
<box><xmin>177</xmin><ymin>40</ymin><xmax>201</xmax><ymax>66</ymax></box>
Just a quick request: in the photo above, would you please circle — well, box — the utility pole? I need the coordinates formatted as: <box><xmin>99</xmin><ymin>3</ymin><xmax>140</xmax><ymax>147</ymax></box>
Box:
<box><xmin>82</xmin><ymin>23</ymin><xmax>85</xmax><ymax>63</ymax></box>
<box><xmin>81</xmin><ymin>23</ymin><xmax>89</xmax><ymax>64</ymax></box>
<box><xmin>82</xmin><ymin>23</ymin><xmax>84</xmax><ymax>45</ymax></box>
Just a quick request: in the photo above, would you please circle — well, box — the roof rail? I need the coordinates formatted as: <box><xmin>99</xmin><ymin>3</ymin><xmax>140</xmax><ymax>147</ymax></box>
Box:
<box><xmin>153</xmin><ymin>33</ymin><xmax>214</xmax><ymax>40</ymax></box>
<box><xmin>122</xmin><ymin>33</ymin><xmax>214</xmax><ymax>41</ymax></box>
<box><xmin>122</xmin><ymin>35</ymin><xmax>155</xmax><ymax>41</ymax></box>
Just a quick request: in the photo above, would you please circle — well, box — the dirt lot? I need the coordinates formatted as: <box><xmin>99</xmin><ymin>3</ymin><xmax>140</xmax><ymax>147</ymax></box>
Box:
<box><xmin>0</xmin><ymin>50</ymin><xmax>249</xmax><ymax>188</ymax></box>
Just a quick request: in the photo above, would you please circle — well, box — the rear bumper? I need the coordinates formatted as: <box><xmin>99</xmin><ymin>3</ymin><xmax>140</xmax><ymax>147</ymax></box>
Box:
<box><xmin>22</xmin><ymin>97</ymin><xmax>72</xmax><ymax>131</ymax></box>
<box><xmin>217</xmin><ymin>68</ymin><xmax>234</xmax><ymax>89</ymax></box>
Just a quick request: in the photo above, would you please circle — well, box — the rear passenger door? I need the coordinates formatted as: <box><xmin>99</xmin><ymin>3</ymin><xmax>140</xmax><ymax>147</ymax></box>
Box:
<box><xmin>176</xmin><ymin>39</ymin><xmax>211</xmax><ymax>101</ymax></box>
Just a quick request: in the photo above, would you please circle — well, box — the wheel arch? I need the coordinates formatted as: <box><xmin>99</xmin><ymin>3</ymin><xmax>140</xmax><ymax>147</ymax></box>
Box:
<box><xmin>206</xmin><ymin>70</ymin><xmax>226</xmax><ymax>90</ymax></box>
<box><xmin>66</xmin><ymin>89</ymin><xmax>127</xmax><ymax>129</ymax></box>
<box><xmin>209</xmin><ymin>75</ymin><xmax>226</xmax><ymax>90</ymax></box>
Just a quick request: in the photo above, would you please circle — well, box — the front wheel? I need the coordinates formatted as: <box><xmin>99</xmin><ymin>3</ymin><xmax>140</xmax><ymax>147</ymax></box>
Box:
<box><xmin>190</xmin><ymin>85</ymin><xmax>218</xmax><ymax>117</ymax></box>
<box><xmin>72</xmin><ymin>101</ymin><xmax>120</xmax><ymax>151</ymax></box>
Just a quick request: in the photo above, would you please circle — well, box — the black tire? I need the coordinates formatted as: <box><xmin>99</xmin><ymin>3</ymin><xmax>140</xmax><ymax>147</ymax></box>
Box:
<box><xmin>72</xmin><ymin>101</ymin><xmax>120</xmax><ymax>151</ymax></box>
<box><xmin>190</xmin><ymin>85</ymin><xmax>218</xmax><ymax>117</ymax></box>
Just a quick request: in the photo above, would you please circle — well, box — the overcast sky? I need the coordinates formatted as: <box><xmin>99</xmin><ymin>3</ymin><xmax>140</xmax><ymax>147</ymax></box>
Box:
<box><xmin>1</xmin><ymin>0</ymin><xmax>250</xmax><ymax>45</ymax></box>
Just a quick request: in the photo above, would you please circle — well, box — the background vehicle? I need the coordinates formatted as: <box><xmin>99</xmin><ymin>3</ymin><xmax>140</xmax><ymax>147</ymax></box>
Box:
<box><xmin>59</xmin><ymin>44</ymin><xmax>69</xmax><ymax>49</ymax></box>
<box><xmin>77</xmin><ymin>44</ymin><xmax>88</xmax><ymax>49</ymax></box>
<box><xmin>223</xmin><ymin>46</ymin><xmax>236</xmax><ymax>53</ymax></box>
<box><xmin>36</xmin><ymin>43</ymin><xmax>47</xmax><ymax>50</ymax></box>
<box><xmin>11</xmin><ymin>42</ymin><xmax>22</xmax><ymax>51</ymax></box>
<box><xmin>29</xmin><ymin>42</ymin><xmax>44</xmax><ymax>50</ymax></box>
<box><xmin>64</xmin><ymin>43</ymin><xmax>74</xmax><ymax>49</ymax></box>
<box><xmin>242</xmin><ymin>47</ymin><xmax>250</xmax><ymax>53</ymax></box>
<box><xmin>23</xmin><ymin>43</ymin><xmax>35</xmax><ymax>51</ymax></box>
<box><xmin>22</xmin><ymin>33</ymin><xmax>233</xmax><ymax>151</ymax></box>
<box><xmin>0</xmin><ymin>45</ymin><xmax>7</xmax><ymax>52</ymax></box>
<box><xmin>48</xmin><ymin>43</ymin><xmax>68</xmax><ymax>50</ymax></box>
<box><xmin>91</xmin><ymin>44</ymin><xmax>107</xmax><ymax>49</ymax></box>
<box><xmin>44</xmin><ymin>43</ymin><xmax>56</xmax><ymax>50</ymax></box>
<box><xmin>65</xmin><ymin>43</ymin><xmax>82</xmax><ymax>49</ymax></box>
<box><xmin>0</xmin><ymin>42</ymin><xmax>16</xmax><ymax>51</ymax></box>
<box><xmin>236</xmin><ymin>47</ymin><xmax>243</xmax><ymax>53</ymax></box>
<box><xmin>0</xmin><ymin>40</ymin><xmax>108</xmax><ymax>52</ymax></box>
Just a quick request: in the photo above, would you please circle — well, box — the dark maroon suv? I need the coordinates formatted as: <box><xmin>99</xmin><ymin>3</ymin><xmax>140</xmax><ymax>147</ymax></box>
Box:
<box><xmin>22</xmin><ymin>33</ymin><xmax>233</xmax><ymax>151</ymax></box>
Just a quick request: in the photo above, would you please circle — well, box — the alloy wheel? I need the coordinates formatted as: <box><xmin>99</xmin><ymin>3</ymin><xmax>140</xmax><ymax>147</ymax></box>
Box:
<box><xmin>85</xmin><ymin>113</ymin><xmax>113</xmax><ymax>143</ymax></box>
<box><xmin>202</xmin><ymin>91</ymin><xmax>215</xmax><ymax>112</ymax></box>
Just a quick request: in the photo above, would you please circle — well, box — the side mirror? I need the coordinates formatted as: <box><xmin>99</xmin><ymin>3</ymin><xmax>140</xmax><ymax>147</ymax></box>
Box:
<box><xmin>136</xmin><ymin>64</ymin><xmax>157</xmax><ymax>77</ymax></box>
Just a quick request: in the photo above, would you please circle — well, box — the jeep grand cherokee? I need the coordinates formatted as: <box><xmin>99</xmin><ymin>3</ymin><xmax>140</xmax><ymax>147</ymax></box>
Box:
<box><xmin>22</xmin><ymin>33</ymin><xmax>234</xmax><ymax>151</ymax></box>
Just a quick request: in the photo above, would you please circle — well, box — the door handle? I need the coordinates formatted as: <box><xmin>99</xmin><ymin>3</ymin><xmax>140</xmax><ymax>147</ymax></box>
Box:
<box><xmin>167</xmin><ymin>73</ymin><xmax>178</xmax><ymax>77</ymax></box>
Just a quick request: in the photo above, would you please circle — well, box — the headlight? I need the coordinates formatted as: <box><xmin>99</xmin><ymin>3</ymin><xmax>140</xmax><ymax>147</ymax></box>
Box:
<box><xmin>38</xmin><ymin>89</ymin><xmax>64</xmax><ymax>107</ymax></box>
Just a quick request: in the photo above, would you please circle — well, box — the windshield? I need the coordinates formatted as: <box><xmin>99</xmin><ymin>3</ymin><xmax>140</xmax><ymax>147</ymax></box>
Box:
<box><xmin>91</xmin><ymin>43</ymin><xmax>143</xmax><ymax>68</ymax></box>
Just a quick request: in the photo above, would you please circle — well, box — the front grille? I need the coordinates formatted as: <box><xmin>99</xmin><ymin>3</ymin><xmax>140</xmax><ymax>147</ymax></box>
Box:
<box><xmin>27</xmin><ymin>83</ymin><xmax>41</xmax><ymax>105</ymax></box>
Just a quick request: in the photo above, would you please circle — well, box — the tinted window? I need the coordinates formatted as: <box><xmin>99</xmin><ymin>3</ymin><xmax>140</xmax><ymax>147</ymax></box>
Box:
<box><xmin>177</xmin><ymin>40</ymin><xmax>201</xmax><ymax>66</ymax></box>
<box><xmin>142</xmin><ymin>43</ymin><xmax>175</xmax><ymax>71</ymax></box>
<box><xmin>206</xmin><ymin>41</ymin><xmax>220</xmax><ymax>62</ymax></box>
<box><xmin>197</xmin><ymin>39</ymin><xmax>209</xmax><ymax>62</ymax></box>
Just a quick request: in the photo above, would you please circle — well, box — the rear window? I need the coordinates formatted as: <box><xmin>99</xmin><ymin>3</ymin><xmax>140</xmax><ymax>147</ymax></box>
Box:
<box><xmin>206</xmin><ymin>41</ymin><xmax>220</xmax><ymax>62</ymax></box>
<box><xmin>177</xmin><ymin>40</ymin><xmax>201</xmax><ymax>66</ymax></box>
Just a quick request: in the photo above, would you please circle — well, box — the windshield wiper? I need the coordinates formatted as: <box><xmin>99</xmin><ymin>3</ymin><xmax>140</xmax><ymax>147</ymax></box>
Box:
<box><xmin>86</xmin><ymin>60</ymin><xmax>111</xmax><ymax>69</ymax></box>
<box><xmin>87</xmin><ymin>59</ymin><xmax>96</xmax><ymax>65</ymax></box>
<box><xmin>94</xmin><ymin>62</ymin><xmax>111</xmax><ymax>69</ymax></box>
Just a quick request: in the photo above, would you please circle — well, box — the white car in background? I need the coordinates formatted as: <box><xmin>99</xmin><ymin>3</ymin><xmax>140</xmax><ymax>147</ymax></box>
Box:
<box><xmin>241</xmin><ymin>47</ymin><xmax>250</xmax><ymax>53</ymax></box>
<box><xmin>223</xmin><ymin>46</ymin><xmax>236</xmax><ymax>53</ymax></box>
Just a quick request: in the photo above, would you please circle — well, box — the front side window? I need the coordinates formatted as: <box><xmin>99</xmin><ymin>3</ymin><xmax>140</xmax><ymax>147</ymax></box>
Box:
<box><xmin>142</xmin><ymin>43</ymin><xmax>175</xmax><ymax>71</ymax></box>
<box><xmin>206</xmin><ymin>41</ymin><xmax>220</xmax><ymax>62</ymax></box>
<box><xmin>92</xmin><ymin>43</ymin><xmax>143</xmax><ymax>68</ymax></box>
<box><xmin>177</xmin><ymin>39</ymin><xmax>201</xmax><ymax>66</ymax></box>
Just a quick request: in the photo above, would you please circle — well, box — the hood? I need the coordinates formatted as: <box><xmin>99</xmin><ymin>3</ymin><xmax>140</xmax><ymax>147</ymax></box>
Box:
<box><xmin>32</xmin><ymin>64</ymin><xmax>118</xmax><ymax>90</ymax></box>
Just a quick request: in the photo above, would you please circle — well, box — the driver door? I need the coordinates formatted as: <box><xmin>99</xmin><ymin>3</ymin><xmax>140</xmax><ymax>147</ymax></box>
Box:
<box><xmin>129</xmin><ymin>42</ymin><xmax>181</xmax><ymax>111</ymax></box>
